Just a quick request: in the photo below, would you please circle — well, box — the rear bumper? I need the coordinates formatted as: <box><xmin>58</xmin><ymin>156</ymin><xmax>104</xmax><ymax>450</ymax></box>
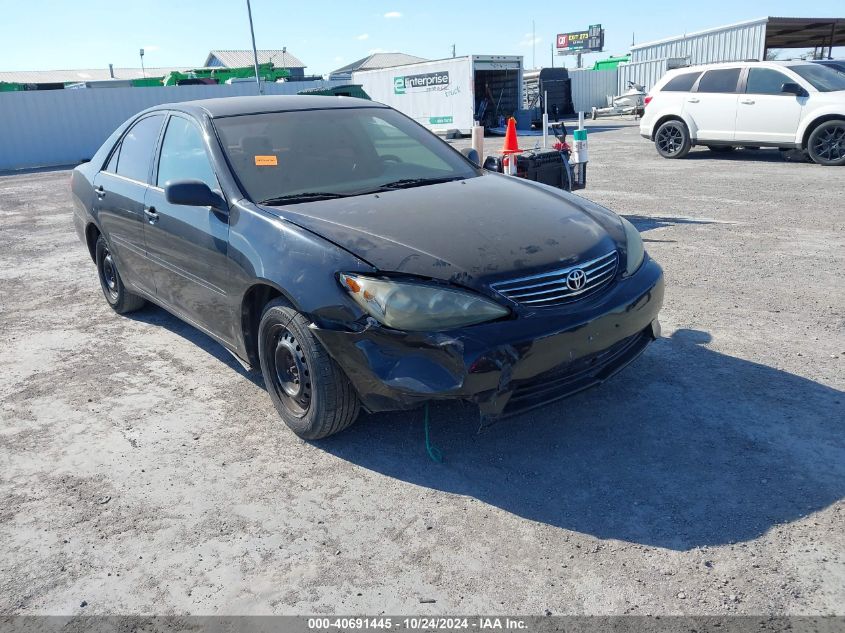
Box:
<box><xmin>313</xmin><ymin>258</ymin><xmax>664</xmax><ymax>419</ymax></box>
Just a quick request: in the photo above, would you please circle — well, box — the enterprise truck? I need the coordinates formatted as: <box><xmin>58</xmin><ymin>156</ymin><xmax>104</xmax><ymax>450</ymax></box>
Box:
<box><xmin>352</xmin><ymin>55</ymin><xmax>523</xmax><ymax>136</ymax></box>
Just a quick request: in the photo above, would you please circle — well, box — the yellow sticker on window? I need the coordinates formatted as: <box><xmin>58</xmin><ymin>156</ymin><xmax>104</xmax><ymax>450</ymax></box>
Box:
<box><xmin>255</xmin><ymin>155</ymin><xmax>278</xmax><ymax>166</ymax></box>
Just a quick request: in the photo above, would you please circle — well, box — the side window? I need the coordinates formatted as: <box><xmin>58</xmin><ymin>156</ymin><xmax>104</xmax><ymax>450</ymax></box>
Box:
<box><xmin>696</xmin><ymin>68</ymin><xmax>741</xmax><ymax>93</ymax></box>
<box><xmin>662</xmin><ymin>72</ymin><xmax>702</xmax><ymax>92</ymax></box>
<box><xmin>157</xmin><ymin>116</ymin><xmax>218</xmax><ymax>190</ymax></box>
<box><xmin>104</xmin><ymin>144</ymin><xmax>120</xmax><ymax>173</ymax></box>
<box><xmin>746</xmin><ymin>68</ymin><xmax>792</xmax><ymax>95</ymax></box>
<box><xmin>115</xmin><ymin>115</ymin><xmax>165</xmax><ymax>183</ymax></box>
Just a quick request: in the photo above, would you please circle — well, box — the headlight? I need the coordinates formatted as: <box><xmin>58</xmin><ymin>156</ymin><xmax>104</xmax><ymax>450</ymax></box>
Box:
<box><xmin>338</xmin><ymin>273</ymin><xmax>509</xmax><ymax>331</ymax></box>
<box><xmin>620</xmin><ymin>217</ymin><xmax>644</xmax><ymax>276</ymax></box>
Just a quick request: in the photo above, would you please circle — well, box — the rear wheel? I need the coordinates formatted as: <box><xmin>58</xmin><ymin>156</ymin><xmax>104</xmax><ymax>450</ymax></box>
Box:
<box><xmin>654</xmin><ymin>120</ymin><xmax>691</xmax><ymax>159</ymax></box>
<box><xmin>257</xmin><ymin>300</ymin><xmax>360</xmax><ymax>439</ymax></box>
<box><xmin>95</xmin><ymin>236</ymin><xmax>145</xmax><ymax>314</ymax></box>
<box><xmin>807</xmin><ymin>120</ymin><xmax>845</xmax><ymax>166</ymax></box>
<box><xmin>707</xmin><ymin>145</ymin><xmax>735</xmax><ymax>153</ymax></box>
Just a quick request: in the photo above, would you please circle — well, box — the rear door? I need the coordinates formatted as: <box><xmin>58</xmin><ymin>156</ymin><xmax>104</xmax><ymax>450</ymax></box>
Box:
<box><xmin>734</xmin><ymin>67</ymin><xmax>805</xmax><ymax>145</ymax></box>
<box><xmin>684</xmin><ymin>67</ymin><xmax>742</xmax><ymax>141</ymax></box>
<box><xmin>142</xmin><ymin>113</ymin><xmax>234</xmax><ymax>341</ymax></box>
<box><xmin>92</xmin><ymin>114</ymin><xmax>165</xmax><ymax>296</ymax></box>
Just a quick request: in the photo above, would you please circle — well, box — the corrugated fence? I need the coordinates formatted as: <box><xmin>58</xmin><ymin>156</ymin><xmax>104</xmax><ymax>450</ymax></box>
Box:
<box><xmin>617</xmin><ymin>59</ymin><xmax>669</xmax><ymax>93</ymax></box>
<box><xmin>0</xmin><ymin>81</ymin><xmax>342</xmax><ymax>171</ymax></box>
<box><xmin>569</xmin><ymin>69</ymin><xmax>619</xmax><ymax>112</ymax></box>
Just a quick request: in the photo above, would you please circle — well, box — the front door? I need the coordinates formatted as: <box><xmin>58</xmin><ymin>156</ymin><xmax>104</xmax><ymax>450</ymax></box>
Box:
<box><xmin>142</xmin><ymin>114</ymin><xmax>234</xmax><ymax>342</ymax></box>
<box><xmin>734</xmin><ymin>67</ymin><xmax>805</xmax><ymax>145</ymax></box>
<box><xmin>684</xmin><ymin>67</ymin><xmax>742</xmax><ymax>142</ymax></box>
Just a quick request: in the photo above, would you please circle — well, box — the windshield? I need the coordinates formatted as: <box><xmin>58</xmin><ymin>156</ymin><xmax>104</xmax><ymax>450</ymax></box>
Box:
<box><xmin>790</xmin><ymin>64</ymin><xmax>845</xmax><ymax>92</ymax></box>
<box><xmin>213</xmin><ymin>107</ymin><xmax>478</xmax><ymax>204</ymax></box>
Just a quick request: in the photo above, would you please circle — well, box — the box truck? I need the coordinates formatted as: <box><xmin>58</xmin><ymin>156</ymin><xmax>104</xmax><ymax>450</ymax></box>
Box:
<box><xmin>352</xmin><ymin>55</ymin><xmax>523</xmax><ymax>135</ymax></box>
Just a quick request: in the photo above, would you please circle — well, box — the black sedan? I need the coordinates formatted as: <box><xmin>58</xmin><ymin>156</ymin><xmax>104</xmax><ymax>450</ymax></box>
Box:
<box><xmin>71</xmin><ymin>96</ymin><xmax>663</xmax><ymax>439</ymax></box>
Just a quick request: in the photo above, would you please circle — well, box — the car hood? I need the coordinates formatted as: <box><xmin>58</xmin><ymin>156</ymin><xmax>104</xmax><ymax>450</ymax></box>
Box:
<box><xmin>263</xmin><ymin>173</ymin><xmax>622</xmax><ymax>287</ymax></box>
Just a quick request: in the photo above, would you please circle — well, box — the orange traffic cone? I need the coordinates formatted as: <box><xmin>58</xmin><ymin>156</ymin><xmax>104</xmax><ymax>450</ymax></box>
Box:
<box><xmin>501</xmin><ymin>117</ymin><xmax>521</xmax><ymax>154</ymax></box>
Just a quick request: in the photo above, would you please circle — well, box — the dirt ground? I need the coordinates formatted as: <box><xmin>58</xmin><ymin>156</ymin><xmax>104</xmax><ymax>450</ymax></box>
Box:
<box><xmin>1</xmin><ymin>121</ymin><xmax>843</xmax><ymax>616</ymax></box>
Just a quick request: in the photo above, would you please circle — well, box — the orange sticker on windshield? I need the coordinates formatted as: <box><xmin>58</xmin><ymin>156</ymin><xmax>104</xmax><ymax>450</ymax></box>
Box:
<box><xmin>254</xmin><ymin>155</ymin><xmax>278</xmax><ymax>166</ymax></box>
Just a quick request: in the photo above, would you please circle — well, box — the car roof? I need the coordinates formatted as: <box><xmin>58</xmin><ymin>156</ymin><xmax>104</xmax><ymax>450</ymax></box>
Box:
<box><xmin>666</xmin><ymin>60</ymin><xmax>820</xmax><ymax>75</ymax></box>
<box><xmin>148</xmin><ymin>95</ymin><xmax>386</xmax><ymax>119</ymax></box>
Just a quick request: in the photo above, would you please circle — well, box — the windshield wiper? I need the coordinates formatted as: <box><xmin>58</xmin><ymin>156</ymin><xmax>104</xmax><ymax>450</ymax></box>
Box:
<box><xmin>374</xmin><ymin>176</ymin><xmax>466</xmax><ymax>191</ymax></box>
<box><xmin>259</xmin><ymin>192</ymin><xmax>350</xmax><ymax>205</ymax></box>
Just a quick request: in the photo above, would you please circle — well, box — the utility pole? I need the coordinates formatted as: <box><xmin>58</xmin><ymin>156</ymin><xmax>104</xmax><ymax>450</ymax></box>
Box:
<box><xmin>246</xmin><ymin>0</ymin><xmax>263</xmax><ymax>95</ymax></box>
<box><xmin>550</xmin><ymin>43</ymin><xmax>554</xmax><ymax>67</ymax></box>
<box><xmin>451</xmin><ymin>44</ymin><xmax>456</xmax><ymax>58</ymax></box>
<box><xmin>139</xmin><ymin>48</ymin><xmax>145</xmax><ymax>78</ymax></box>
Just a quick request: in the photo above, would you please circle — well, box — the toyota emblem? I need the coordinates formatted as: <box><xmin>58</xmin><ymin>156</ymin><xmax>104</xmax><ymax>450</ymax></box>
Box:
<box><xmin>566</xmin><ymin>269</ymin><xmax>586</xmax><ymax>291</ymax></box>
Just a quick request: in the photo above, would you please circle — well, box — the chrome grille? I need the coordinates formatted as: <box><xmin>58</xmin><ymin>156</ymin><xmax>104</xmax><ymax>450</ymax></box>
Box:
<box><xmin>491</xmin><ymin>250</ymin><xmax>619</xmax><ymax>307</ymax></box>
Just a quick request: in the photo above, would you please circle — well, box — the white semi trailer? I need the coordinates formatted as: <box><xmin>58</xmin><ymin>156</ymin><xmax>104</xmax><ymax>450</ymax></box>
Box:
<box><xmin>352</xmin><ymin>55</ymin><xmax>523</xmax><ymax>135</ymax></box>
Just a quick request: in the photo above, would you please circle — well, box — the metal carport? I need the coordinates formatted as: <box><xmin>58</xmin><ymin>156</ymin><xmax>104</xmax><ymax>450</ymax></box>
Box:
<box><xmin>764</xmin><ymin>17</ymin><xmax>845</xmax><ymax>59</ymax></box>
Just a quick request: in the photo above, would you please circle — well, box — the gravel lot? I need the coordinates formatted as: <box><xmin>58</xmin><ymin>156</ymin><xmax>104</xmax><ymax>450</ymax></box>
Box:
<box><xmin>1</xmin><ymin>120</ymin><xmax>843</xmax><ymax>616</ymax></box>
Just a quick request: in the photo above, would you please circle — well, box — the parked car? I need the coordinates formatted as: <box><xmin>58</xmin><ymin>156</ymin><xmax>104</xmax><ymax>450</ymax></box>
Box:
<box><xmin>813</xmin><ymin>59</ymin><xmax>845</xmax><ymax>75</ymax></box>
<box><xmin>640</xmin><ymin>61</ymin><xmax>845</xmax><ymax>165</ymax></box>
<box><xmin>71</xmin><ymin>96</ymin><xmax>663</xmax><ymax>439</ymax></box>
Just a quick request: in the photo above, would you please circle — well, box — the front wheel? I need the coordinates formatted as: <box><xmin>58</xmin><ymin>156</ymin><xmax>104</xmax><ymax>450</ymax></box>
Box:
<box><xmin>258</xmin><ymin>301</ymin><xmax>360</xmax><ymax>439</ymax></box>
<box><xmin>807</xmin><ymin>120</ymin><xmax>845</xmax><ymax>166</ymax></box>
<box><xmin>654</xmin><ymin>120</ymin><xmax>691</xmax><ymax>159</ymax></box>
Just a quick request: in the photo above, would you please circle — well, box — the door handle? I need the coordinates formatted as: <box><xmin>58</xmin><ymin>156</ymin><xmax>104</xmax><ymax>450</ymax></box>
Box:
<box><xmin>740</xmin><ymin>99</ymin><xmax>755</xmax><ymax>105</ymax></box>
<box><xmin>144</xmin><ymin>206</ymin><xmax>159</xmax><ymax>224</ymax></box>
<box><xmin>94</xmin><ymin>185</ymin><xmax>106</xmax><ymax>198</ymax></box>
<box><xmin>687</xmin><ymin>97</ymin><xmax>700</xmax><ymax>103</ymax></box>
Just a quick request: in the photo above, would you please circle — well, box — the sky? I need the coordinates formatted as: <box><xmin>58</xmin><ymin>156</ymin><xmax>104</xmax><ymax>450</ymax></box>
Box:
<box><xmin>1</xmin><ymin>0</ymin><xmax>843</xmax><ymax>74</ymax></box>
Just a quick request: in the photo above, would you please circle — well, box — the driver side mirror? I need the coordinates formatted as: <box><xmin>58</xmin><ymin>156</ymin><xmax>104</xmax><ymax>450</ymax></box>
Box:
<box><xmin>165</xmin><ymin>179</ymin><xmax>226</xmax><ymax>210</ymax></box>
<box><xmin>460</xmin><ymin>147</ymin><xmax>480</xmax><ymax>166</ymax></box>
<box><xmin>781</xmin><ymin>82</ymin><xmax>808</xmax><ymax>97</ymax></box>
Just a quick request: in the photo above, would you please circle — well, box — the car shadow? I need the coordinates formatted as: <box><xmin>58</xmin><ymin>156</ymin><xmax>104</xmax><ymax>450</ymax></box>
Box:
<box><xmin>624</xmin><ymin>214</ymin><xmax>718</xmax><ymax>234</ymax></box>
<box><xmin>683</xmin><ymin>148</ymin><xmax>792</xmax><ymax>163</ymax></box>
<box><xmin>125</xmin><ymin>304</ymin><xmax>264</xmax><ymax>388</ymax></box>
<box><xmin>316</xmin><ymin>329</ymin><xmax>844</xmax><ymax>551</ymax></box>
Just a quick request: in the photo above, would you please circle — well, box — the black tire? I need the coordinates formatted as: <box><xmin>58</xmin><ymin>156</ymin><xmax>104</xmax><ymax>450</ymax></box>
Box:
<box><xmin>654</xmin><ymin>119</ymin><xmax>691</xmax><ymax>159</ymax></box>
<box><xmin>707</xmin><ymin>145</ymin><xmax>735</xmax><ymax>153</ymax></box>
<box><xmin>95</xmin><ymin>236</ymin><xmax>145</xmax><ymax>314</ymax></box>
<box><xmin>258</xmin><ymin>300</ymin><xmax>360</xmax><ymax>439</ymax></box>
<box><xmin>807</xmin><ymin>120</ymin><xmax>845</xmax><ymax>166</ymax></box>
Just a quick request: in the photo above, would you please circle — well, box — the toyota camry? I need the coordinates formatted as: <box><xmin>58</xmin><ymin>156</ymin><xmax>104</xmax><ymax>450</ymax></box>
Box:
<box><xmin>71</xmin><ymin>96</ymin><xmax>664</xmax><ymax>439</ymax></box>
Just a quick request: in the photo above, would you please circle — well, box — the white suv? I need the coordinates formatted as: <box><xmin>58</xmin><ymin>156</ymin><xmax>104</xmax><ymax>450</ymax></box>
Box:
<box><xmin>640</xmin><ymin>61</ymin><xmax>845</xmax><ymax>165</ymax></box>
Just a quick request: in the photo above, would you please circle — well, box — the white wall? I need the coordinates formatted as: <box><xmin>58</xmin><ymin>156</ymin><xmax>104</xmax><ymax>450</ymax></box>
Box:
<box><xmin>0</xmin><ymin>81</ymin><xmax>342</xmax><ymax>171</ymax></box>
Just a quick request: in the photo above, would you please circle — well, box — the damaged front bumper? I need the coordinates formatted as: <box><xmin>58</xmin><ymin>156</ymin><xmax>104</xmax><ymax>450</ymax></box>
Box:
<box><xmin>312</xmin><ymin>258</ymin><xmax>664</xmax><ymax>421</ymax></box>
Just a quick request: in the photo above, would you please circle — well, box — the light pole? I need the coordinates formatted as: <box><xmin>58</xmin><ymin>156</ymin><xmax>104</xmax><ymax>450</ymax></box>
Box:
<box><xmin>139</xmin><ymin>48</ymin><xmax>145</xmax><ymax>78</ymax></box>
<box><xmin>245</xmin><ymin>0</ymin><xmax>263</xmax><ymax>95</ymax></box>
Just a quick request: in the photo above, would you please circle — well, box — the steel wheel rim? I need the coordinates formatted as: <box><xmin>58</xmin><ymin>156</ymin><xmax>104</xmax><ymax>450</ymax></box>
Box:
<box><xmin>657</xmin><ymin>125</ymin><xmax>683</xmax><ymax>155</ymax></box>
<box><xmin>102</xmin><ymin>250</ymin><xmax>119</xmax><ymax>299</ymax></box>
<box><xmin>271</xmin><ymin>327</ymin><xmax>312</xmax><ymax>417</ymax></box>
<box><xmin>812</xmin><ymin>125</ymin><xmax>845</xmax><ymax>162</ymax></box>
